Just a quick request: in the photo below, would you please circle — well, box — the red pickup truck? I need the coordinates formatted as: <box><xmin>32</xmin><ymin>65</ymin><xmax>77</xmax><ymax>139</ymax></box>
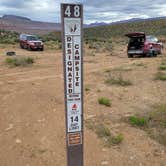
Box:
<box><xmin>125</xmin><ymin>32</ymin><xmax>162</xmax><ymax>58</ymax></box>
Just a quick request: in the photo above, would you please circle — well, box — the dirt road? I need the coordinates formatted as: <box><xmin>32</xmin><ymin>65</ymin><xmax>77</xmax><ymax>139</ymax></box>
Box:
<box><xmin>0</xmin><ymin>45</ymin><xmax>166</xmax><ymax>166</ymax></box>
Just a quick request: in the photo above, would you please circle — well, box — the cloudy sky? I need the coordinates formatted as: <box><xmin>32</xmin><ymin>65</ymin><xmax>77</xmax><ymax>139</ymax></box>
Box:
<box><xmin>0</xmin><ymin>0</ymin><xmax>166</xmax><ymax>23</ymax></box>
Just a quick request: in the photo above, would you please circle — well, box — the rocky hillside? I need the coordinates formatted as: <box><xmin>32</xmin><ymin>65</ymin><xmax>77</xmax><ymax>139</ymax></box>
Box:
<box><xmin>0</xmin><ymin>15</ymin><xmax>61</xmax><ymax>35</ymax></box>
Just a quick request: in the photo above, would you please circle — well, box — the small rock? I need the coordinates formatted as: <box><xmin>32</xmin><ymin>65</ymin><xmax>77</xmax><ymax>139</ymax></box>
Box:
<box><xmin>5</xmin><ymin>124</ymin><xmax>14</xmax><ymax>131</ymax></box>
<box><xmin>53</xmin><ymin>108</ymin><xmax>56</xmax><ymax>112</ymax></box>
<box><xmin>153</xmin><ymin>149</ymin><xmax>161</xmax><ymax>156</ymax></box>
<box><xmin>102</xmin><ymin>148</ymin><xmax>107</xmax><ymax>152</ymax></box>
<box><xmin>37</xmin><ymin>118</ymin><xmax>45</xmax><ymax>123</ymax></box>
<box><xmin>124</xmin><ymin>88</ymin><xmax>128</xmax><ymax>92</ymax></box>
<box><xmin>16</xmin><ymin>139</ymin><xmax>22</xmax><ymax>144</ymax></box>
<box><xmin>145</xmin><ymin>152</ymin><xmax>151</xmax><ymax>157</ymax></box>
<box><xmin>161</xmin><ymin>150</ymin><xmax>165</xmax><ymax>155</ymax></box>
<box><xmin>101</xmin><ymin>161</ymin><xmax>109</xmax><ymax>165</ymax></box>
<box><xmin>130</xmin><ymin>156</ymin><xmax>134</xmax><ymax>160</ymax></box>
<box><xmin>86</xmin><ymin>115</ymin><xmax>95</xmax><ymax>119</ymax></box>
<box><xmin>7</xmin><ymin>81</ymin><xmax>14</xmax><ymax>84</ymax></box>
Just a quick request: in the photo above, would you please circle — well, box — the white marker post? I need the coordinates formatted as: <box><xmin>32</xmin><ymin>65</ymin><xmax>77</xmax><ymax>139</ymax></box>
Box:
<box><xmin>61</xmin><ymin>4</ymin><xmax>83</xmax><ymax>166</ymax></box>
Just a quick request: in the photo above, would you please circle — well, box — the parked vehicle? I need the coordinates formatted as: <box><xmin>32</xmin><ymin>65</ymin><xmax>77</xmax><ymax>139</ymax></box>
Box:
<box><xmin>19</xmin><ymin>34</ymin><xmax>44</xmax><ymax>51</ymax></box>
<box><xmin>125</xmin><ymin>32</ymin><xmax>162</xmax><ymax>58</ymax></box>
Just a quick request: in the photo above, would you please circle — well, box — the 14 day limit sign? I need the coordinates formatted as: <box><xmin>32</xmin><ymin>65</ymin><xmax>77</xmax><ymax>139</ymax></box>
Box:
<box><xmin>61</xmin><ymin>4</ymin><xmax>83</xmax><ymax>166</ymax></box>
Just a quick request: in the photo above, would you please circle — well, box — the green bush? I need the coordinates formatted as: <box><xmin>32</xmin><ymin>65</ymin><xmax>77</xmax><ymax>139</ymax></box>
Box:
<box><xmin>159</xmin><ymin>65</ymin><xmax>166</xmax><ymax>70</ymax></box>
<box><xmin>155</xmin><ymin>72</ymin><xmax>166</xmax><ymax>81</ymax></box>
<box><xmin>85</xmin><ymin>85</ymin><xmax>90</xmax><ymax>91</ymax></box>
<box><xmin>95</xmin><ymin>124</ymin><xmax>123</xmax><ymax>147</ymax></box>
<box><xmin>129</xmin><ymin>116</ymin><xmax>147</xmax><ymax>126</ymax></box>
<box><xmin>109</xmin><ymin>134</ymin><xmax>123</xmax><ymax>145</ymax></box>
<box><xmin>159</xmin><ymin>59</ymin><xmax>166</xmax><ymax>70</ymax></box>
<box><xmin>6</xmin><ymin>57</ymin><xmax>34</xmax><ymax>67</ymax></box>
<box><xmin>0</xmin><ymin>30</ymin><xmax>19</xmax><ymax>44</ymax></box>
<box><xmin>98</xmin><ymin>97</ymin><xmax>111</xmax><ymax>107</ymax></box>
<box><xmin>127</xmin><ymin>104</ymin><xmax>166</xmax><ymax>145</ymax></box>
<box><xmin>85</xmin><ymin>119</ymin><xmax>123</xmax><ymax>147</ymax></box>
<box><xmin>40</xmin><ymin>31</ymin><xmax>61</xmax><ymax>42</ymax></box>
<box><xmin>44</xmin><ymin>40</ymin><xmax>61</xmax><ymax>50</ymax></box>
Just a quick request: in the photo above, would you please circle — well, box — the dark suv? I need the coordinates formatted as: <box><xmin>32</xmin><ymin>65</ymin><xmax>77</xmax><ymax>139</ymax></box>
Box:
<box><xmin>19</xmin><ymin>34</ymin><xmax>44</xmax><ymax>51</ymax></box>
<box><xmin>125</xmin><ymin>32</ymin><xmax>162</xmax><ymax>58</ymax></box>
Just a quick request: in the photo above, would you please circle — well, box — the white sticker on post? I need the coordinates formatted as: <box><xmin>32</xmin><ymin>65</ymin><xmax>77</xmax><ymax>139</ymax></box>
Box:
<box><xmin>68</xmin><ymin>114</ymin><xmax>81</xmax><ymax>132</ymax></box>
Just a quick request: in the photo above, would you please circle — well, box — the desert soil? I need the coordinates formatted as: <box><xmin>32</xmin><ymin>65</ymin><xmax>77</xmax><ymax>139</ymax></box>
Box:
<box><xmin>0</xmin><ymin>44</ymin><xmax>166</xmax><ymax>166</ymax></box>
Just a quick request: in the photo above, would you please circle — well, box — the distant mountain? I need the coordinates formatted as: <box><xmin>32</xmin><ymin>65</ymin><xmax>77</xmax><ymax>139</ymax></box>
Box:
<box><xmin>1</xmin><ymin>14</ymin><xmax>166</xmax><ymax>35</ymax></box>
<box><xmin>84</xmin><ymin>17</ymin><xmax>166</xmax><ymax>40</ymax></box>
<box><xmin>109</xmin><ymin>17</ymin><xmax>166</xmax><ymax>25</ymax></box>
<box><xmin>85</xmin><ymin>17</ymin><xmax>166</xmax><ymax>28</ymax></box>
<box><xmin>2</xmin><ymin>15</ymin><xmax>31</xmax><ymax>22</ymax></box>
<box><xmin>0</xmin><ymin>15</ymin><xmax>61</xmax><ymax>35</ymax></box>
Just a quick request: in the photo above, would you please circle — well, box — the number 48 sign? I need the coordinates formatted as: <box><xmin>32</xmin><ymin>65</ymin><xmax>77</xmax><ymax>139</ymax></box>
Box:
<box><xmin>61</xmin><ymin>3</ymin><xmax>83</xmax><ymax>166</ymax></box>
<box><xmin>65</xmin><ymin>5</ymin><xmax>81</xmax><ymax>17</ymax></box>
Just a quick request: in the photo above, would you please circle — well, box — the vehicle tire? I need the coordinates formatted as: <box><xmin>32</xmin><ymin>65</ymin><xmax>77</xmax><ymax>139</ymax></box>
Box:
<box><xmin>20</xmin><ymin>44</ymin><xmax>24</xmax><ymax>49</ymax></box>
<box><xmin>158</xmin><ymin>49</ymin><xmax>162</xmax><ymax>55</ymax></box>
<box><xmin>128</xmin><ymin>54</ymin><xmax>133</xmax><ymax>58</ymax></box>
<box><xmin>40</xmin><ymin>48</ymin><xmax>44</xmax><ymax>51</ymax></box>
<box><xmin>153</xmin><ymin>50</ymin><xmax>158</xmax><ymax>57</ymax></box>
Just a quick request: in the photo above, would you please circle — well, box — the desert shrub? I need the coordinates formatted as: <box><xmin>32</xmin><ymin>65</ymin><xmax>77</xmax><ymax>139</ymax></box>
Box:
<box><xmin>84</xmin><ymin>19</ymin><xmax>166</xmax><ymax>39</ymax></box>
<box><xmin>86</xmin><ymin>122</ymin><xmax>123</xmax><ymax>147</ymax></box>
<box><xmin>95</xmin><ymin>124</ymin><xmax>111</xmax><ymax>138</ymax></box>
<box><xmin>155</xmin><ymin>72</ymin><xmax>166</xmax><ymax>81</ymax></box>
<box><xmin>85</xmin><ymin>85</ymin><xmax>90</xmax><ymax>92</ymax></box>
<box><xmin>44</xmin><ymin>40</ymin><xmax>61</xmax><ymax>50</ymax></box>
<box><xmin>85</xmin><ymin>37</ymin><xmax>112</xmax><ymax>52</ymax></box>
<box><xmin>127</xmin><ymin>103</ymin><xmax>166</xmax><ymax>146</ymax></box>
<box><xmin>40</xmin><ymin>31</ymin><xmax>61</xmax><ymax>42</ymax></box>
<box><xmin>105</xmin><ymin>74</ymin><xmax>132</xmax><ymax>86</ymax></box>
<box><xmin>104</xmin><ymin>43</ymin><xmax>112</xmax><ymax>52</ymax></box>
<box><xmin>109</xmin><ymin>134</ymin><xmax>123</xmax><ymax>145</ymax></box>
<box><xmin>159</xmin><ymin>65</ymin><xmax>166</xmax><ymax>70</ymax></box>
<box><xmin>159</xmin><ymin>59</ymin><xmax>166</xmax><ymax>70</ymax></box>
<box><xmin>129</xmin><ymin>116</ymin><xmax>147</xmax><ymax>126</ymax></box>
<box><xmin>0</xmin><ymin>30</ymin><xmax>19</xmax><ymax>44</ymax></box>
<box><xmin>96</xmin><ymin>124</ymin><xmax>123</xmax><ymax>147</ymax></box>
<box><xmin>98</xmin><ymin>97</ymin><xmax>111</xmax><ymax>107</ymax></box>
<box><xmin>6</xmin><ymin>57</ymin><xmax>34</xmax><ymax>67</ymax></box>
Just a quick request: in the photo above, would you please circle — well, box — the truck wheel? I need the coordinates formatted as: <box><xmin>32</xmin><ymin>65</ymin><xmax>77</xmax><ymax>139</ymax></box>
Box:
<box><xmin>158</xmin><ymin>49</ymin><xmax>161</xmax><ymax>55</ymax></box>
<box><xmin>153</xmin><ymin>50</ymin><xmax>157</xmax><ymax>57</ymax></box>
<box><xmin>20</xmin><ymin>44</ymin><xmax>24</xmax><ymax>49</ymax></box>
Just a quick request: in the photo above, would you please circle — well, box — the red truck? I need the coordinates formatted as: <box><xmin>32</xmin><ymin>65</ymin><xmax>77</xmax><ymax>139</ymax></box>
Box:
<box><xmin>125</xmin><ymin>32</ymin><xmax>162</xmax><ymax>58</ymax></box>
<box><xmin>19</xmin><ymin>34</ymin><xmax>44</xmax><ymax>51</ymax></box>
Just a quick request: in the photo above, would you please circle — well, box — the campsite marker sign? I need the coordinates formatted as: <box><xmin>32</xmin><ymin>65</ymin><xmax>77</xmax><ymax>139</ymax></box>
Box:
<box><xmin>61</xmin><ymin>4</ymin><xmax>83</xmax><ymax>166</ymax></box>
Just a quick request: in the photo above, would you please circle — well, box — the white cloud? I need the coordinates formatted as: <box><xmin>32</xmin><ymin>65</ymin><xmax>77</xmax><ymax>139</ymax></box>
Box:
<box><xmin>0</xmin><ymin>0</ymin><xmax>166</xmax><ymax>23</ymax></box>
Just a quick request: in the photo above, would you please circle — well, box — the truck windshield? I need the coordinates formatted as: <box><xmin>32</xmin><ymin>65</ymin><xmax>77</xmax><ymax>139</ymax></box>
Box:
<box><xmin>146</xmin><ymin>36</ymin><xmax>158</xmax><ymax>43</ymax></box>
<box><xmin>27</xmin><ymin>36</ymin><xmax>38</xmax><ymax>41</ymax></box>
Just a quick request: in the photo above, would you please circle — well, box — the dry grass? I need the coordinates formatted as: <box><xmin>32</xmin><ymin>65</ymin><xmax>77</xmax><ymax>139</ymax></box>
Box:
<box><xmin>127</xmin><ymin>103</ymin><xmax>166</xmax><ymax>146</ymax></box>
<box><xmin>105</xmin><ymin>74</ymin><xmax>132</xmax><ymax>86</ymax></box>
<box><xmin>85</xmin><ymin>119</ymin><xmax>123</xmax><ymax>147</ymax></box>
<box><xmin>6</xmin><ymin>56</ymin><xmax>34</xmax><ymax>67</ymax></box>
